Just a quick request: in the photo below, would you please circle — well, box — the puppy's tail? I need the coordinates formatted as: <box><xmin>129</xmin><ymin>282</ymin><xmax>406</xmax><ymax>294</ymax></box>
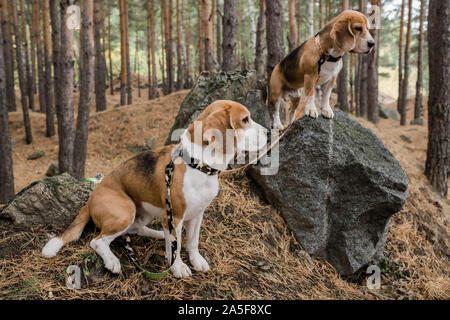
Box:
<box><xmin>41</xmin><ymin>205</ymin><xmax>90</xmax><ymax>258</ymax></box>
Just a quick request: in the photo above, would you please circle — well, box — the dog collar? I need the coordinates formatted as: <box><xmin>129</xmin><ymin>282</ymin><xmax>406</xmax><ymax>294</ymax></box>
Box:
<box><xmin>315</xmin><ymin>33</ymin><xmax>342</xmax><ymax>74</ymax></box>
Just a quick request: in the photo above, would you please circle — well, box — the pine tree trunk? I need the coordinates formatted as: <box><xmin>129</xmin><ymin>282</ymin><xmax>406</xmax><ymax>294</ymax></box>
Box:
<box><xmin>50</xmin><ymin>0</ymin><xmax>61</xmax><ymax>139</ymax></box>
<box><xmin>355</xmin><ymin>54</ymin><xmax>361</xmax><ymax>116</ymax></box>
<box><xmin>414</xmin><ymin>0</ymin><xmax>425</xmax><ymax>121</ymax></box>
<box><xmin>399</xmin><ymin>0</ymin><xmax>412</xmax><ymax>126</ymax></box>
<box><xmin>288</xmin><ymin>0</ymin><xmax>298</xmax><ymax>52</ymax></box>
<box><xmin>119</xmin><ymin>0</ymin><xmax>127</xmax><ymax>105</ymax></box>
<box><xmin>0</xmin><ymin>0</ymin><xmax>16</xmax><ymax>112</ymax></box>
<box><xmin>247</xmin><ymin>0</ymin><xmax>256</xmax><ymax>54</ymax></box>
<box><xmin>30</xmin><ymin>22</ymin><xmax>37</xmax><ymax>100</ymax></box>
<box><xmin>202</xmin><ymin>0</ymin><xmax>215</xmax><ymax>71</ymax></box>
<box><xmin>0</xmin><ymin>22</ymin><xmax>15</xmax><ymax>203</ymax></box>
<box><xmin>107</xmin><ymin>0</ymin><xmax>113</xmax><ymax>95</ymax></box>
<box><xmin>176</xmin><ymin>0</ymin><xmax>184</xmax><ymax>90</ymax></box>
<box><xmin>124</xmin><ymin>1</ymin><xmax>132</xmax><ymax>104</ymax></box>
<box><xmin>43</xmin><ymin>0</ymin><xmax>55</xmax><ymax>137</ymax></box>
<box><xmin>197</xmin><ymin>2</ymin><xmax>204</xmax><ymax>73</ymax></box>
<box><xmin>397</xmin><ymin>0</ymin><xmax>405</xmax><ymax>113</ymax></box>
<box><xmin>163</xmin><ymin>0</ymin><xmax>174</xmax><ymax>93</ymax></box>
<box><xmin>215</xmin><ymin>1</ymin><xmax>222</xmax><ymax>68</ymax></box>
<box><xmin>336</xmin><ymin>0</ymin><xmax>349</xmax><ymax>113</ymax></box>
<box><xmin>11</xmin><ymin>0</ymin><xmax>32</xmax><ymax>144</ymax></box>
<box><xmin>265</xmin><ymin>0</ymin><xmax>284</xmax><ymax>78</ymax></box>
<box><xmin>147</xmin><ymin>0</ymin><xmax>157</xmax><ymax>99</ymax></box>
<box><xmin>308</xmin><ymin>0</ymin><xmax>314</xmax><ymax>37</ymax></box>
<box><xmin>58</xmin><ymin>0</ymin><xmax>75</xmax><ymax>174</ymax></box>
<box><xmin>32</xmin><ymin>0</ymin><xmax>47</xmax><ymax>114</ymax></box>
<box><xmin>349</xmin><ymin>53</ymin><xmax>355</xmax><ymax>114</ymax></box>
<box><xmin>367</xmin><ymin>0</ymin><xmax>379</xmax><ymax>124</ymax></box>
<box><xmin>222</xmin><ymin>0</ymin><xmax>237</xmax><ymax>71</ymax></box>
<box><xmin>319</xmin><ymin>0</ymin><xmax>323</xmax><ymax>29</ymax></box>
<box><xmin>295</xmin><ymin>0</ymin><xmax>302</xmax><ymax>44</ymax></box>
<box><xmin>73</xmin><ymin>0</ymin><xmax>94</xmax><ymax>181</ymax></box>
<box><xmin>20</xmin><ymin>0</ymin><xmax>34</xmax><ymax>111</ymax></box>
<box><xmin>184</xmin><ymin>0</ymin><xmax>192</xmax><ymax>87</ymax></box>
<box><xmin>358</xmin><ymin>0</ymin><xmax>368</xmax><ymax>118</ymax></box>
<box><xmin>254</xmin><ymin>0</ymin><xmax>266</xmax><ymax>77</ymax></box>
<box><xmin>94</xmin><ymin>0</ymin><xmax>107</xmax><ymax>111</ymax></box>
<box><xmin>425</xmin><ymin>0</ymin><xmax>449</xmax><ymax>198</ymax></box>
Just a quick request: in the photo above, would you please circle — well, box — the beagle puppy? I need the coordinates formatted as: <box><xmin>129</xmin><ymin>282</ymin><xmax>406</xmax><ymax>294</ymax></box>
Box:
<box><xmin>269</xmin><ymin>10</ymin><xmax>375</xmax><ymax>130</ymax></box>
<box><xmin>42</xmin><ymin>100</ymin><xmax>268</xmax><ymax>278</ymax></box>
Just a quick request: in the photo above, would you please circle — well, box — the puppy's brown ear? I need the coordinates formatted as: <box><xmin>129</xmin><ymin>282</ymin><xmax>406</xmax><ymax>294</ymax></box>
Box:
<box><xmin>330</xmin><ymin>18</ymin><xmax>356</xmax><ymax>51</ymax></box>
<box><xmin>202</xmin><ymin>109</ymin><xmax>234</xmax><ymax>152</ymax></box>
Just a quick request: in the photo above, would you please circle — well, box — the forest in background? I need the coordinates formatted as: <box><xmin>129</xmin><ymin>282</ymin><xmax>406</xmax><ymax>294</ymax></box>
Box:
<box><xmin>0</xmin><ymin>0</ymin><xmax>448</xmax><ymax>204</ymax></box>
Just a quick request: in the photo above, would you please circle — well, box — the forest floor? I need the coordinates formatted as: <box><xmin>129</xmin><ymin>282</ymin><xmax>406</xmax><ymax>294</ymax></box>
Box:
<box><xmin>0</xmin><ymin>82</ymin><xmax>449</xmax><ymax>300</ymax></box>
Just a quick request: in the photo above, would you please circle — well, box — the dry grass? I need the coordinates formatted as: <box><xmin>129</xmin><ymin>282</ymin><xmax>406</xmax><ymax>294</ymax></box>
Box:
<box><xmin>1</xmin><ymin>86</ymin><xmax>448</xmax><ymax>300</ymax></box>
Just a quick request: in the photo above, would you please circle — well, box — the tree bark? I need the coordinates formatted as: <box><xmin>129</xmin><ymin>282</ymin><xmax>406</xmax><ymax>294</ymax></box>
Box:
<box><xmin>43</xmin><ymin>0</ymin><xmax>55</xmax><ymax>137</ymax></box>
<box><xmin>367</xmin><ymin>0</ymin><xmax>379</xmax><ymax>124</ymax></box>
<box><xmin>397</xmin><ymin>0</ymin><xmax>405</xmax><ymax>113</ymax></box>
<box><xmin>308</xmin><ymin>0</ymin><xmax>314</xmax><ymax>38</ymax></box>
<box><xmin>32</xmin><ymin>0</ymin><xmax>47</xmax><ymax>114</ymax></box>
<box><xmin>50</xmin><ymin>0</ymin><xmax>62</xmax><ymax>142</ymax></box>
<box><xmin>107</xmin><ymin>0</ymin><xmax>113</xmax><ymax>95</ymax></box>
<box><xmin>295</xmin><ymin>0</ymin><xmax>302</xmax><ymax>44</ymax></box>
<box><xmin>162</xmin><ymin>0</ymin><xmax>174</xmax><ymax>93</ymax></box>
<box><xmin>265</xmin><ymin>0</ymin><xmax>284</xmax><ymax>79</ymax></box>
<box><xmin>222</xmin><ymin>0</ymin><xmax>237</xmax><ymax>71</ymax></box>
<box><xmin>399</xmin><ymin>0</ymin><xmax>412</xmax><ymax>126</ymax></box>
<box><xmin>20</xmin><ymin>0</ymin><xmax>34</xmax><ymax>111</ymax></box>
<box><xmin>254</xmin><ymin>0</ymin><xmax>266</xmax><ymax>77</ymax></box>
<box><xmin>197</xmin><ymin>1</ymin><xmax>204</xmax><ymax>73</ymax></box>
<box><xmin>202</xmin><ymin>0</ymin><xmax>215</xmax><ymax>71</ymax></box>
<box><xmin>119</xmin><ymin>0</ymin><xmax>127</xmax><ymax>105</ymax></box>
<box><xmin>94</xmin><ymin>0</ymin><xmax>107</xmax><ymax>112</ymax></box>
<box><xmin>425</xmin><ymin>0</ymin><xmax>449</xmax><ymax>198</ymax></box>
<box><xmin>147</xmin><ymin>0</ymin><xmax>158</xmax><ymax>99</ymax></box>
<box><xmin>73</xmin><ymin>0</ymin><xmax>94</xmax><ymax>181</ymax></box>
<box><xmin>247</xmin><ymin>0</ymin><xmax>256</xmax><ymax>54</ymax></box>
<box><xmin>124</xmin><ymin>0</ymin><xmax>131</xmax><ymax>104</ymax></box>
<box><xmin>358</xmin><ymin>0</ymin><xmax>368</xmax><ymax>118</ymax></box>
<box><xmin>288</xmin><ymin>0</ymin><xmax>298</xmax><ymax>52</ymax></box>
<box><xmin>215</xmin><ymin>0</ymin><xmax>222</xmax><ymax>68</ymax></box>
<box><xmin>0</xmin><ymin>21</ymin><xmax>15</xmax><ymax>203</ymax></box>
<box><xmin>0</xmin><ymin>0</ymin><xmax>16</xmax><ymax>112</ymax></box>
<box><xmin>58</xmin><ymin>0</ymin><xmax>75</xmax><ymax>174</ymax></box>
<box><xmin>11</xmin><ymin>0</ymin><xmax>32</xmax><ymax>144</ymax></box>
<box><xmin>336</xmin><ymin>0</ymin><xmax>350</xmax><ymax>113</ymax></box>
<box><xmin>176</xmin><ymin>0</ymin><xmax>184</xmax><ymax>90</ymax></box>
<box><xmin>414</xmin><ymin>0</ymin><xmax>425</xmax><ymax>121</ymax></box>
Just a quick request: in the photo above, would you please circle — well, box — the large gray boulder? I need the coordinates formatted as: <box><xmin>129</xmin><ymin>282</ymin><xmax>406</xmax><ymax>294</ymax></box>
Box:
<box><xmin>165</xmin><ymin>70</ymin><xmax>269</xmax><ymax>145</ymax></box>
<box><xmin>249</xmin><ymin>111</ymin><xmax>409</xmax><ymax>275</ymax></box>
<box><xmin>0</xmin><ymin>173</ymin><xmax>95</xmax><ymax>227</ymax></box>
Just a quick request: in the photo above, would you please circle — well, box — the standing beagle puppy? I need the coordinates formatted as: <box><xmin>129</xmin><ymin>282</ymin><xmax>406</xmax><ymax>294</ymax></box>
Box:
<box><xmin>42</xmin><ymin>100</ymin><xmax>268</xmax><ymax>278</ymax></box>
<box><xmin>269</xmin><ymin>10</ymin><xmax>375</xmax><ymax>130</ymax></box>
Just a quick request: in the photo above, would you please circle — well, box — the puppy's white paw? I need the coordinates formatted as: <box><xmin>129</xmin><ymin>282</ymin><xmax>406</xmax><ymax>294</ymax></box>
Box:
<box><xmin>189</xmin><ymin>253</ymin><xmax>210</xmax><ymax>272</ymax></box>
<box><xmin>305</xmin><ymin>105</ymin><xmax>319</xmax><ymax>119</ymax></box>
<box><xmin>321</xmin><ymin>105</ymin><xmax>335</xmax><ymax>119</ymax></box>
<box><xmin>171</xmin><ymin>261</ymin><xmax>192</xmax><ymax>278</ymax></box>
<box><xmin>104</xmin><ymin>255</ymin><xmax>122</xmax><ymax>274</ymax></box>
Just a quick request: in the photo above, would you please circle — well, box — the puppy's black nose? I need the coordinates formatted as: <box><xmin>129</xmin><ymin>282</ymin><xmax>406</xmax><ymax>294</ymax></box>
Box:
<box><xmin>368</xmin><ymin>41</ymin><xmax>375</xmax><ymax>48</ymax></box>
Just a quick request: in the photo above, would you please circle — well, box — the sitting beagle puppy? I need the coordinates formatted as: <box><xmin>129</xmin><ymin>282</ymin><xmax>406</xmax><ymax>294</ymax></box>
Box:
<box><xmin>42</xmin><ymin>100</ymin><xmax>268</xmax><ymax>278</ymax></box>
<box><xmin>269</xmin><ymin>10</ymin><xmax>375</xmax><ymax>130</ymax></box>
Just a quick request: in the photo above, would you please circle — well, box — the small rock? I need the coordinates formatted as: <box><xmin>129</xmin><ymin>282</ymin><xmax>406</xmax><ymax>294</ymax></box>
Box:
<box><xmin>45</xmin><ymin>161</ymin><xmax>59</xmax><ymax>177</ymax></box>
<box><xmin>400</xmin><ymin>135</ymin><xmax>412</xmax><ymax>143</ymax></box>
<box><xmin>27</xmin><ymin>151</ymin><xmax>45</xmax><ymax>160</ymax></box>
<box><xmin>379</xmin><ymin>107</ymin><xmax>399</xmax><ymax>120</ymax></box>
<box><xmin>410</xmin><ymin>118</ymin><xmax>424</xmax><ymax>126</ymax></box>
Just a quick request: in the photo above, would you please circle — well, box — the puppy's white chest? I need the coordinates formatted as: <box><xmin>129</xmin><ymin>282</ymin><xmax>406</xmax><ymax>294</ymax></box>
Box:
<box><xmin>182</xmin><ymin>166</ymin><xmax>219</xmax><ymax>221</ymax></box>
<box><xmin>317</xmin><ymin>60</ymin><xmax>343</xmax><ymax>85</ymax></box>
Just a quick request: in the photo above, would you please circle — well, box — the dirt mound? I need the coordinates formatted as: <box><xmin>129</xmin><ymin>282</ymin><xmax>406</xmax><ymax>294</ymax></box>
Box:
<box><xmin>1</xmin><ymin>90</ymin><xmax>448</xmax><ymax>300</ymax></box>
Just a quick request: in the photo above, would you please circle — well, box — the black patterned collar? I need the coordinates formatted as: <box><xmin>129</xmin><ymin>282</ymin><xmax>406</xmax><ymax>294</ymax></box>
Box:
<box><xmin>171</xmin><ymin>145</ymin><xmax>221</xmax><ymax>176</ymax></box>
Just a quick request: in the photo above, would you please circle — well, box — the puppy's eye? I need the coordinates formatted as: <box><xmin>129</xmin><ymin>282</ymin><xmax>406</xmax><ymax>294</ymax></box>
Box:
<box><xmin>242</xmin><ymin>116</ymin><xmax>249</xmax><ymax>124</ymax></box>
<box><xmin>355</xmin><ymin>26</ymin><xmax>363</xmax><ymax>32</ymax></box>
